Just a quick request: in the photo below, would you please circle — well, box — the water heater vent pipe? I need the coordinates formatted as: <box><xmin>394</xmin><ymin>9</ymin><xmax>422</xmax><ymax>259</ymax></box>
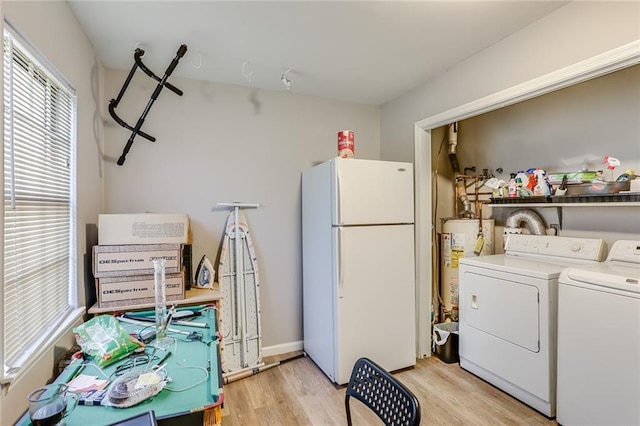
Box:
<box><xmin>447</xmin><ymin>122</ymin><xmax>475</xmax><ymax>218</ymax></box>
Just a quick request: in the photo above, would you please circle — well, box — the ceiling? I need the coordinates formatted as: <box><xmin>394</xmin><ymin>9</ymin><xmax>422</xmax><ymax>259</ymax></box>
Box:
<box><xmin>67</xmin><ymin>1</ymin><xmax>568</xmax><ymax>106</ymax></box>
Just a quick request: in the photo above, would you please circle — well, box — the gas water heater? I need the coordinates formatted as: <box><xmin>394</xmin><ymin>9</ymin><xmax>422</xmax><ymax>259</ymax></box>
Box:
<box><xmin>440</xmin><ymin>218</ymin><xmax>494</xmax><ymax>320</ymax></box>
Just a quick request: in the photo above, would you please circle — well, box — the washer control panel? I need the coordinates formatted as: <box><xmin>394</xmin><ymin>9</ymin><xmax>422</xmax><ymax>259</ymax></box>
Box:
<box><xmin>607</xmin><ymin>240</ymin><xmax>640</xmax><ymax>264</ymax></box>
<box><xmin>505</xmin><ymin>234</ymin><xmax>606</xmax><ymax>262</ymax></box>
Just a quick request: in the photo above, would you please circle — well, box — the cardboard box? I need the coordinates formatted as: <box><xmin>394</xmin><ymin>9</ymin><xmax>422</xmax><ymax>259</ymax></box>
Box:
<box><xmin>96</xmin><ymin>273</ymin><xmax>185</xmax><ymax>309</ymax></box>
<box><xmin>98</xmin><ymin>214</ymin><xmax>191</xmax><ymax>245</ymax></box>
<box><xmin>93</xmin><ymin>243</ymin><xmax>182</xmax><ymax>278</ymax></box>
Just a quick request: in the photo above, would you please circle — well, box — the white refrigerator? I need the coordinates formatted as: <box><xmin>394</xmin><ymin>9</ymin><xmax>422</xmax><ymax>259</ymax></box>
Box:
<box><xmin>302</xmin><ymin>157</ymin><xmax>416</xmax><ymax>385</ymax></box>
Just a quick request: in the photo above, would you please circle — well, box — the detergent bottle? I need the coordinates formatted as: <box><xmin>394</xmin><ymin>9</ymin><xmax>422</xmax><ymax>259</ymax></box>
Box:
<box><xmin>508</xmin><ymin>173</ymin><xmax>517</xmax><ymax>198</ymax></box>
<box><xmin>499</xmin><ymin>180</ymin><xmax>508</xmax><ymax>198</ymax></box>
<box><xmin>526</xmin><ymin>168</ymin><xmax>537</xmax><ymax>191</ymax></box>
<box><xmin>515</xmin><ymin>172</ymin><xmax>530</xmax><ymax>197</ymax></box>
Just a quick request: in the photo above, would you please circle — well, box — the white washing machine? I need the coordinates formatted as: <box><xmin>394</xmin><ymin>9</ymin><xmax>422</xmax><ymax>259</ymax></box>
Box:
<box><xmin>459</xmin><ymin>234</ymin><xmax>606</xmax><ymax>417</ymax></box>
<box><xmin>556</xmin><ymin>239</ymin><xmax>640</xmax><ymax>426</ymax></box>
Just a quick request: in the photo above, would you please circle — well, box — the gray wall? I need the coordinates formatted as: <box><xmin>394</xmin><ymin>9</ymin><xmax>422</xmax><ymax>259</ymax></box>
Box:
<box><xmin>380</xmin><ymin>1</ymin><xmax>640</xmax><ymax>163</ymax></box>
<box><xmin>457</xmin><ymin>64</ymin><xmax>640</xmax><ymax>178</ymax></box>
<box><xmin>102</xmin><ymin>69</ymin><xmax>380</xmax><ymax>352</ymax></box>
<box><xmin>459</xmin><ymin>64</ymin><xmax>640</xmax><ymax>248</ymax></box>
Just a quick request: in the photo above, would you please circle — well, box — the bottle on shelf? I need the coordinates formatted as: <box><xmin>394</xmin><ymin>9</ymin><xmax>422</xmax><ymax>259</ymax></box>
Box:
<box><xmin>508</xmin><ymin>173</ymin><xmax>517</xmax><ymax>198</ymax></box>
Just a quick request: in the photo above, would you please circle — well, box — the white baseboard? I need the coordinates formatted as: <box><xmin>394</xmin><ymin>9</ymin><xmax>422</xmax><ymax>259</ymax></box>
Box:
<box><xmin>261</xmin><ymin>340</ymin><xmax>303</xmax><ymax>358</ymax></box>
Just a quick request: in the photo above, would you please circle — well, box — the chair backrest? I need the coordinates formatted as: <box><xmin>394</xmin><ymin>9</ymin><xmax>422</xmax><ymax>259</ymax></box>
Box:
<box><xmin>345</xmin><ymin>357</ymin><xmax>421</xmax><ymax>426</ymax></box>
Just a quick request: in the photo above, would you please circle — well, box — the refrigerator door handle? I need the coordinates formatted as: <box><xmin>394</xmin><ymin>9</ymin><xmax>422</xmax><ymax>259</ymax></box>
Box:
<box><xmin>336</xmin><ymin>167</ymin><xmax>342</xmax><ymax>225</ymax></box>
<box><xmin>338</xmin><ymin>227</ymin><xmax>344</xmax><ymax>299</ymax></box>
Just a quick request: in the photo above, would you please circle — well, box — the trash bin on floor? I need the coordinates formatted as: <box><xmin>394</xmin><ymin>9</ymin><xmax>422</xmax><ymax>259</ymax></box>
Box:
<box><xmin>433</xmin><ymin>322</ymin><xmax>459</xmax><ymax>364</ymax></box>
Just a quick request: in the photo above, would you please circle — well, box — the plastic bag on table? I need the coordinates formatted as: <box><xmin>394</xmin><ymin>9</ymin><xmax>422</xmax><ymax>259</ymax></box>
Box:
<box><xmin>73</xmin><ymin>315</ymin><xmax>142</xmax><ymax>368</ymax></box>
<box><xmin>101</xmin><ymin>369</ymin><xmax>166</xmax><ymax>408</ymax></box>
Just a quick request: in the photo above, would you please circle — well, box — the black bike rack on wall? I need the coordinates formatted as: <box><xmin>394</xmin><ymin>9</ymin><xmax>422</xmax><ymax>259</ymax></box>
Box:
<box><xmin>108</xmin><ymin>44</ymin><xmax>187</xmax><ymax>165</ymax></box>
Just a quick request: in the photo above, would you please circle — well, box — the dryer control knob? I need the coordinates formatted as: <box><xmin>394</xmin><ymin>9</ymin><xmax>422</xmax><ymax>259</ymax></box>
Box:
<box><xmin>570</xmin><ymin>242</ymin><xmax>582</xmax><ymax>252</ymax></box>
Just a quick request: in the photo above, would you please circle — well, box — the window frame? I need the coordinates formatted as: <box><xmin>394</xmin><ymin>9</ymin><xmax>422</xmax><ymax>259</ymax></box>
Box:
<box><xmin>1</xmin><ymin>20</ymin><xmax>81</xmax><ymax>384</ymax></box>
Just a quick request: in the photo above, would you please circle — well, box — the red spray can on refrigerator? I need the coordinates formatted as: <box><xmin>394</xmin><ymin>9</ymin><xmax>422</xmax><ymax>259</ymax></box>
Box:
<box><xmin>338</xmin><ymin>130</ymin><xmax>354</xmax><ymax>158</ymax></box>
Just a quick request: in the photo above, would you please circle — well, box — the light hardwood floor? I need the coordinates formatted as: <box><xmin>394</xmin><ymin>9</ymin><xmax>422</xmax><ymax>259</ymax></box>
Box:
<box><xmin>221</xmin><ymin>352</ymin><xmax>558</xmax><ymax>425</ymax></box>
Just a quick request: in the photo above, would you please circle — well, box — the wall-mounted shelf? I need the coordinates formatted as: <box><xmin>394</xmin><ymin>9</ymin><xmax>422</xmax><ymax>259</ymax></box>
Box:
<box><xmin>485</xmin><ymin>196</ymin><xmax>639</xmax><ymax>230</ymax></box>
<box><xmin>488</xmin><ymin>192</ymin><xmax>640</xmax><ymax>206</ymax></box>
<box><xmin>488</xmin><ymin>202</ymin><xmax>640</xmax><ymax>208</ymax></box>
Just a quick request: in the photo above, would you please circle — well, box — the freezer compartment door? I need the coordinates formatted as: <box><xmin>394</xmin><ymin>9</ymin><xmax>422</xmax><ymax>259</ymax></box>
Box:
<box><xmin>333</xmin><ymin>158</ymin><xmax>413</xmax><ymax>226</ymax></box>
<box><xmin>334</xmin><ymin>224</ymin><xmax>416</xmax><ymax>385</ymax></box>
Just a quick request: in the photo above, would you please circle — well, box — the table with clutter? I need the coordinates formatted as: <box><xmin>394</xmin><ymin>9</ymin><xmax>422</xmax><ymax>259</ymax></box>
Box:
<box><xmin>17</xmin><ymin>306</ymin><xmax>223</xmax><ymax>426</ymax></box>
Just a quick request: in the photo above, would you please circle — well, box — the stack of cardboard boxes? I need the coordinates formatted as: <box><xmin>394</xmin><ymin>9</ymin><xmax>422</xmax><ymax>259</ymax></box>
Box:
<box><xmin>92</xmin><ymin>214</ymin><xmax>191</xmax><ymax>309</ymax></box>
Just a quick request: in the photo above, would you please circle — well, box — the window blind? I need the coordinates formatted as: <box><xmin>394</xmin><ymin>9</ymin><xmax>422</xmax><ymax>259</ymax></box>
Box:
<box><xmin>3</xmin><ymin>28</ymin><xmax>76</xmax><ymax>373</ymax></box>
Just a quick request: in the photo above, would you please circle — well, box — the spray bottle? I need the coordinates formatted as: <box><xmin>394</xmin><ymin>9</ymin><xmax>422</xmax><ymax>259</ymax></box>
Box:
<box><xmin>601</xmin><ymin>156</ymin><xmax>621</xmax><ymax>182</ymax></box>
<box><xmin>533</xmin><ymin>169</ymin><xmax>551</xmax><ymax>196</ymax></box>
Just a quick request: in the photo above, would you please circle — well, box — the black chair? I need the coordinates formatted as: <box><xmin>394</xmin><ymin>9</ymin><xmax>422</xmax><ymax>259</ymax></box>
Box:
<box><xmin>345</xmin><ymin>357</ymin><xmax>421</xmax><ymax>426</ymax></box>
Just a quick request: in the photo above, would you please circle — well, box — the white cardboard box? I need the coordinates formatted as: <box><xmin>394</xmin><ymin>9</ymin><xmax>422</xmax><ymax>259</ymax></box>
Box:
<box><xmin>93</xmin><ymin>243</ymin><xmax>182</xmax><ymax>278</ymax></box>
<box><xmin>98</xmin><ymin>213</ymin><xmax>191</xmax><ymax>245</ymax></box>
<box><xmin>96</xmin><ymin>273</ymin><xmax>185</xmax><ymax>309</ymax></box>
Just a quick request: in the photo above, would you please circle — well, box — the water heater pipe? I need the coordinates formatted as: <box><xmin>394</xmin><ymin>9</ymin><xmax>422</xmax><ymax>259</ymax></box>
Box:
<box><xmin>447</xmin><ymin>122</ymin><xmax>475</xmax><ymax>218</ymax></box>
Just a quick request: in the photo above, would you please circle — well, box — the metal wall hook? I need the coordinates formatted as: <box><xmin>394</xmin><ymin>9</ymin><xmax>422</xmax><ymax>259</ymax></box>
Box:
<box><xmin>191</xmin><ymin>51</ymin><xmax>202</xmax><ymax>69</ymax></box>
<box><xmin>242</xmin><ymin>61</ymin><xmax>253</xmax><ymax>82</ymax></box>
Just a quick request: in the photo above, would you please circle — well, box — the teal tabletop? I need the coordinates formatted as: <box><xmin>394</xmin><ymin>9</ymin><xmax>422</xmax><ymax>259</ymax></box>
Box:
<box><xmin>17</xmin><ymin>307</ymin><xmax>222</xmax><ymax>426</ymax></box>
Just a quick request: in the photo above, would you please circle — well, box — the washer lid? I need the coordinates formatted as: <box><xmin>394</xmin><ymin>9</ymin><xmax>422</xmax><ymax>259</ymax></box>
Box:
<box><xmin>460</xmin><ymin>253</ymin><xmax>573</xmax><ymax>279</ymax></box>
<box><xmin>563</xmin><ymin>263</ymin><xmax>640</xmax><ymax>294</ymax></box>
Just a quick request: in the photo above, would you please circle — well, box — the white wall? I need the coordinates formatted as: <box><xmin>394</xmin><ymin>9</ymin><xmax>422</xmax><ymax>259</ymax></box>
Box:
<box><xmin>380</xmin><ymin>1</ymin><xmax>640</xmax><ymax>162</ymax></box>
<box><xmin>1</xmin><ymin>1</ymin><xmax>104</xmax><ymax>424</ymax></box>
<box><xmin>102</xmin><ymin>69</ymin><xmax>380</xmax><ymax>351</ymax></box>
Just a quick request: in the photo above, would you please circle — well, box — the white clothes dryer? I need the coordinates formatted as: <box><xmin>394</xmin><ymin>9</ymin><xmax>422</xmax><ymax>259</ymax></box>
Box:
<box><xmin>556</xmin><ymin>239</ymin><xmax>640</xmax><ymax>426</ymax></box>
<box><xmin>459</xmin><ymin>234</ymin><xmax>606</xmax><ymax>417</ymax></box>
